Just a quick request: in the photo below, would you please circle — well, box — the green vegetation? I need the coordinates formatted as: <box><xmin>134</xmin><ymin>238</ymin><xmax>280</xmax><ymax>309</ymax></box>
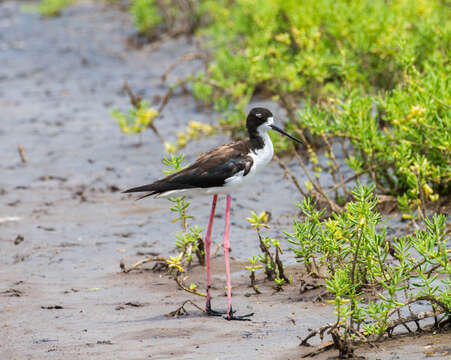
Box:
<box><xmin>246</xmin><ymin>211</ymin><xmax>290</xmax><ymax>291</ymax></box>
<box><xmin>130</xmin><ymin>0</ymin><xmax>162</xmax><ymax>37</ymax></box>
<box><xmin>126</xmin><ymin>0</ymin><xmax>450</xmax><ymax>210</ymax></box>
<box><xmin>286</xmin><ymin>183</ymin><xmax>450</xmax><ymax>355</ymax></box>
<box><xmin>300</xmin><ymin>62</ymin><xmax>450</xmax><ymax>215</ymax></box>
<box><xmin>194</xmin><ymin>0</ymin><xmax>449</xmax><ymax>115</ymax></box>
<box><xmin>129</xmin><ymin>0</ymin><xmax>200</xmax><ymax>39</ymax></box>
<box><xmin>23</xmin><ymin>0</ymin><xmax>73</xmax><ymax>17</ymax></box>
<box><xmin>111</xmin><ymin>100</ymin><xmax>159</xmax><ymax>134</ymax></box>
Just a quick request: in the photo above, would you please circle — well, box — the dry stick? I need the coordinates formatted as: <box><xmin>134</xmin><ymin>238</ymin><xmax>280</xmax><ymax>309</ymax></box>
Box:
<box><xmin>173</xmin><ymin>272</ymin><xmax>206</xmax><ymax>297</ymax></box>
<box><xmin>293</xmin><ymin>150</ymin><xmax>342</xmax><ymax>213</ymax></box>
<box><xmin>212</xmin><ymin>242</ymin><xmax>222</xmax><ymax>257</ymax></box>
<box><xmin>195</xmin><ymin>235</ymin><xmax>205</xmax><ymax>266</ymax></box>
<box><xmin>161</xmin><ymin>52</ymin><xmax>204</xmax><ymax>83</ymax></box>
<box><xmin>17</xmin><ymin>145</ymin><xmax>27</xmax><ymax>164</ymax></box>
<box><xmin>274</xmin><ymin>155</ymin><xmax>308</xmax><ymax>197</ymax></box>
<box><xmin>404</xmin><ymin>288</ymin><xmax>421</xmax><ymax>331</ymax></box>
<box><xmin>325</xmin><ymin>172</ymin><xmax>361</xmax><ymax>194</ymax></box>
<box><xmin>300</xmin><ymin>323</ymin><xmax>334</xmax><ymax>346</ymax></box>
<box><xmin>301</xmin><ymin>341</ymin><xmax>334</xmax><ymax>358</ymax></box>
<box><xmin>121</xmin><ymin>256</ymin><xmax>167</xmax><ymax>273</ymax></box>
<box><xmin>257</xmin><ymin>229</ymin><xmax>277</xmax><ymax>279</ymax></box>
<box><xmin>339</xmin><ymin>137</ymin><xmax>350</xmax><ymax>159</ymax></box>
<box><xmin>275</xmin><ymin>245</ymin><xmax>289</xmax><ymax>283</ymax></box>
<box><xmin>167</xmin><ymin>299</ymin><xmax>206</xmax><ymax>317</ymax></box>
<box><xmin>381</xmin><ymin>309</ymin><xmax>443</xmax><ymax>340</ymax></box>
<box><xmin>321</xmin><ymin>134</ymin><xmax>349</xmax><ymax>197</ymax></box>
<box><xmin>250</xmin><ymin>270</ymin><xmax>262</xmax><ymax>294</ymax></box>
<box><xmin>376</xmin><ymin>296</ymin><xmax>450</xmax><ymax>342</ymax></box>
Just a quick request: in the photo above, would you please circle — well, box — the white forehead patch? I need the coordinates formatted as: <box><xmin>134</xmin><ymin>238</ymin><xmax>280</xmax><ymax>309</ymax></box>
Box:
<box><xmin>267</xmin><ymin>116</ymin><xmax>274</xmax><ymax>125</ymax></box>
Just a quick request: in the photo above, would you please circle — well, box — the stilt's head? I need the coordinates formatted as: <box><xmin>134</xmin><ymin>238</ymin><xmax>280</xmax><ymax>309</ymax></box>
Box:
<box><xmin>246</xmin><ymin>108</ymin><xmax>274</xmax><ymax>134</ymax></box>
<box><xmin>246</xmin><ymin>107</ymin><xmax>303</xmax><ymax>144</ymax></box>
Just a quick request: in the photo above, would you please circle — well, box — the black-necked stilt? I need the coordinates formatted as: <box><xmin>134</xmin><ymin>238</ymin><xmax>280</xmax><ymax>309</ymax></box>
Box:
<box><xmin>124</xmin><ymin>107</ymin><xmax>303</xmax><ymax>320</ymax></box>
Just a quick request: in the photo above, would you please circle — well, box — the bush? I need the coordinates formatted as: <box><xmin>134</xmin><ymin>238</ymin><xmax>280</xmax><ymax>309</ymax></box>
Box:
<box><xmin>195</xmin><ymin>0</ymin><xmax>449</xmax><ymax>112</ymax></box>
<box><xmin>189</xmin><ymin>0</ymin><xmax>450</xmax><ymax>205</ymax></box>
<box><xmin>286</xmin><ymin>184</ymin><xmax>450</xmax><ymax>351</ymax></box>
<box><xmin>299</xmin><ymin>61</ymin><xmax>450</xmax><ymax>210</ymax></box>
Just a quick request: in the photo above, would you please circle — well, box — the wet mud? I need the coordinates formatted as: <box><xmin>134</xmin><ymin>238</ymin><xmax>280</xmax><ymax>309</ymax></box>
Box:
<box><xmin>0</xmin><ymin>2</ymin><xmax>449</xmax><ymax>359</ymax></box>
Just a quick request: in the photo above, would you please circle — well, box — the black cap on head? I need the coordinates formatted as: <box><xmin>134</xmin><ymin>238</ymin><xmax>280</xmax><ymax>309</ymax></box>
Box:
<box><xmin>247</xmin><ymin>107</ymin><xmax>273</xmax><ymax>134</ymax></box>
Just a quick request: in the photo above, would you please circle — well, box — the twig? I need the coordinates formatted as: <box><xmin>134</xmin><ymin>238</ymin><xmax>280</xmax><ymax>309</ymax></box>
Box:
<box><xmin>212</xmin><ymin>242</ymin><xmax>222</xmax><ymax>257</ymax></box>
<box><xmin>301</xmin><ymin>340</ymin><xmax>334</xmax><ymax>358</ymax></box>
<box><xmin>122</xmin><ymin>80</ymin><xmax>142</xmax><ymax>108</ymax></box>
<box><xmin>195</xmin><ymin>235</ymin><xmax>205</xmax><ymax>266</ymax></box>
<box><xmin>274</xmin><ymin>155</ymin><xmax>308</xmax><ymax>197</ymax></box>
<box><xmin>321</xmin><ymin>134</ymin><xmax>349</xmax><ymax>197</ymax></box>
<box><xmin>122</xmin><ymin>80</ymin><xmax>165</xmax><ymax>144</ymax></box>
<box><xmin>381</xmin><ymin>309</ymin><xmax>442</xmax><ymax>340</ymax></box>
<box><xmin>257</xmin><ymin>230</ymin><xmax>277</xmax><ymax>280</ymax></box>
<box><xmin>300</xmin><ymin>324</ymin><xmax>334</xmax><ymax>346</ymax></box>
<box><xmin>161</xmin><ymin>52</ymin><xmax>204</xmax><ymax>83</ymax></box>
<box><xmin>275</xmin><ymin>246</ymin><xmax>289</xmax><ymax>283</ymax></box>
<box><xmin>325</xmin><ymin>172</ymin><xmax>361</xmax><ymax>194</ymax></box>
<box><xmin>249</xmin><ymin>271</ymin><xmax>261</xmax><ymax>294</ymax></box>
<box><xmin>120</xmin><ymin>256</ymin><xmax>167</xmax><ymax>273</ymax></box>
<box><xmin>293</xmin><ymin>150</ymin><xmax>342</xmax><ymax>213</ymax></box>
<box><xmin>167</xmin><ymin>299</ymin><xmax>206</xmax><ymax>317</ymax></box>
<box><xmin>18</xmin><ymin>145</ymin><xmax>27</xmax><ymax>164</ymax></box>
<box><xmin>173</xmin><ymin>272</ymin><xmax>206</xmax><ymax>297</ymax></box>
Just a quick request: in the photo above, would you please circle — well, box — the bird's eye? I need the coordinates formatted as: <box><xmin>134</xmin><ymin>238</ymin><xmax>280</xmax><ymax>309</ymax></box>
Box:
<box><xmin>256</xmin><ymin>113</ymin><xmax>262</xmax><ymax>118</ymax></box>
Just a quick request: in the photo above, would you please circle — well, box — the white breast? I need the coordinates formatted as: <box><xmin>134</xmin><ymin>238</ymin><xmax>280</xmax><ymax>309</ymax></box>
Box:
<box><xmin>223</xmin><ymin>120</ymin><xmax>274</xmax><ymax>191</ymax></box>
<box><xmin>249</xmin><ymin>131</ymin><xmax>274</xmax><ymax>174</ymax></box>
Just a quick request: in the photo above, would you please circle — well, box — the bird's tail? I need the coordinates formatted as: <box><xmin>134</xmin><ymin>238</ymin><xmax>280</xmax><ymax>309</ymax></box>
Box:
<box><xmin>122</xmin><ymin>183</ymin><xmax>160</xmax><ymax>200</ymax></box>
<box><xmin>123</xmin><ymin>178</ymin><xmax>195</xmax><ymax>200</ymax></box>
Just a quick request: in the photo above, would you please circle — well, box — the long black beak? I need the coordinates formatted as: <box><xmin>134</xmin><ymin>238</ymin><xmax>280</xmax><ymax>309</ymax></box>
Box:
<box><xmin>269</xmin><ymin>124</ymin><xmax>303</xmax><ymax>144</ymax></box>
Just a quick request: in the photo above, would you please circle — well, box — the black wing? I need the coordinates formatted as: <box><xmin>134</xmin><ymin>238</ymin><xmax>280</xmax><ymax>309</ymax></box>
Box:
<box><xmin>124</xmin><ymin>142</ymin><xmax>253</xmax><ymax>198</ymax></box>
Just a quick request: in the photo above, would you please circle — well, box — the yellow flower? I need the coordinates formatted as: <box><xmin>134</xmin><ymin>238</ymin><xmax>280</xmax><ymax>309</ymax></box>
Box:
<box><xmin>167</xmin><ymin>254</ymin><xmax>184</xmax><ymax>273</ymax></box>
<box><xmin>164</xmin><ymin>142</ymin><xmax>177</xmax><ymax>153</ymax></box>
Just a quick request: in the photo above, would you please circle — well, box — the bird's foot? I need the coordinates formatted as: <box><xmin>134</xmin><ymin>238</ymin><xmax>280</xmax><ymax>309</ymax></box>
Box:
<box><xmin>224</xmin><ymin>306</ymin><xmax>254</xmax><ymax>321</ymax></box>
<box><xmin>206</xmin><ymin>308</ymin><xmax>226</xmax><ymax>317</ymax></box>
<box><xmin>205</xmin><ymin>300</ymin><xmax>231</xmax><ymax>317</ymax></box>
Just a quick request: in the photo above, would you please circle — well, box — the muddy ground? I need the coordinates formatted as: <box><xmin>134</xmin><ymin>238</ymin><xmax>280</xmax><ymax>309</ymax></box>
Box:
<box><xmin>0</xmin><ymin>2</ymin><xmax>449</xmax><ymax>359</ymax></box>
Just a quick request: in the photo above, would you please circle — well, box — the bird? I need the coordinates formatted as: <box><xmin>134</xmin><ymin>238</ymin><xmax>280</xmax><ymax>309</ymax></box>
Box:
<box><xmin>124</xmin><ymin>107</ymin><xmax>303</xmax><ymax>320</ymax></box>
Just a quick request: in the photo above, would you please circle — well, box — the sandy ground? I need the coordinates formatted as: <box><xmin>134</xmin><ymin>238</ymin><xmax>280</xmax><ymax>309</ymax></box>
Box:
<box><xmin>0</xmin><ymin>1</ymin><xmax>449</xmax><ymax>359</ymax></box>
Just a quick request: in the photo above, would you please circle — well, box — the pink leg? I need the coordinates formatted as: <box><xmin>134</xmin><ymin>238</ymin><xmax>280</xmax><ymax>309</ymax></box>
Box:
<box><xmin>222</xmin><ymin>195</ymin><xmax>253</xmax><ymax>321</ymax></box>
<box><xmin>205</xmin><ymin>194</ymin><xmax>217</xmax><ymax>312</ymax></box>
<box><xmin>223</xmin><ymin>194</ymin><xmax>232</xmax><ymax>319</ymax></box>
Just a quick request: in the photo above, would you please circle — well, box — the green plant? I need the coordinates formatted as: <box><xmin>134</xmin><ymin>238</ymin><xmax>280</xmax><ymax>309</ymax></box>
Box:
<box><xmin>111</xmin><ymin>100</ymin><xmax>159</xmax><ymax>135</ymax></box>
<box><xmin>22</xmin><ymin>0</ymin><xmax>73</xmax><ymax>17</ymax></box>
<box><xmin>299</xmin><ymin>61</ymin><xmax>450</xmax><ymax>214</ymax></box>
<box><xmin>175</xmin><ymin>225</ymin><xmax>204</xmax><ymax>266</ymax></box>
<box><xmin>246</xmin><ymin>211</ymin><xmax>290</xmax><ymax>290</ymax></box>
<box><xmin>245</xmin><ymin>256</ymin><xmax>263</xmax><ymax>294</ymax></box>
<box><xmin>131</xmin><ymin>0</ymin><xmax>162</xmax><ymax>36</ymax></box>
<box><xmin>184</xmin><ymin>0</ymin><xmax>450</xmax><ymax>210</ymax></box>
<box><xmin>287</xmin><ymin>183</ymin><xmax>450</xmax><ymax>354</ymax></box>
